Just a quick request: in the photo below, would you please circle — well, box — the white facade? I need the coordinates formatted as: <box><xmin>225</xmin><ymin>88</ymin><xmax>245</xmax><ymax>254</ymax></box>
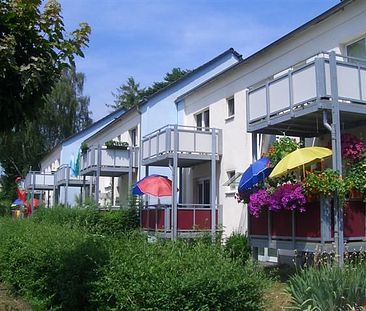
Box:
<box><xmin>178</xmin><ymin>0</ymin><xmax>366</xmax><ymax>237</ymax></box>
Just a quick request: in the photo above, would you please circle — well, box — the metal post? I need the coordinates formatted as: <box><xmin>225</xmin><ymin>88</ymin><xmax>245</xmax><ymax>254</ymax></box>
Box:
<box><xmin>172</xmin><ymin>125</ymin><xmax>179</xmax><ymax>240</ymax></box>
<box><xmin>111</xmin><ymin>177</ymin><xmax>115</xmax><ymax>207</ymax></box>
<box><xmin>251</xmin><ymin>133</ymin><xmax>258</xmax><ymax>255</ymax></box>
<box><xmin>128</xmin><ymin>148</ymin><xmax>133</xmax><ymax>191</ymax></box>
<box><xmin>179</xmin><ymin>167</ymin><xmax>183</xmax><ymax>204</ymax></box>
<box><xmin>95</xmin><ymin>145</ymin><xmax>101</xmax><ymax>205</ymax></box>
<box><xmin>65</xmin><ymin>166</ymin><xmax>69</xmax><ymax>206</ymax></box>
<box><xmin>210</xmin><ymin>128</ymin><xmax>217</xmax><ymax>242</ymax></box>
<box><xmin>31</xmin><ymin>172</ymin><xmax>35</xmax><ymax>213</ymax></box>
<box><xmin>82</xmin><ymin>175</ymin><xmax>86</xmax><ymax>204</ymax></box>
<box><xmin>53</xmin><ymin>174</ymin><xmax>57</xmax><ymax>206</ymax></box>
<box><xmin>329</xmin><ymin>51</ymin><xmax>344</xmax><ymax>266</ymax></box>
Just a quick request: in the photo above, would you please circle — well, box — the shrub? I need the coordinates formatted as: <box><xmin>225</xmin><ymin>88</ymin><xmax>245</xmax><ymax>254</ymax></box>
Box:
<box><xmin>287</xmin><ymin>264</ymin><xmax>366</xmax><ymax>310</ymax></box>
<box><xmin>0</xmin><ymin>218</ymin><xmax>108</xmax><ymax>310</ymax></box>
<box><xmin>0</xmin><ymin>199</ymin><xmax>11</xmax><ymax>216</ymax></box>
<box><xmin>32</xmin><ymin>206</ymin><xmax>139</xmax><ymax>235</ymax></box>
<box><xmin>224</xmin><ymin>232</ymin><xmax>251</xmax><ymax>266</ymax></box>
<box><xmin>92</xmin><ymin>234</ymin><xmax>268</xmax><ymax>311</ymax></box>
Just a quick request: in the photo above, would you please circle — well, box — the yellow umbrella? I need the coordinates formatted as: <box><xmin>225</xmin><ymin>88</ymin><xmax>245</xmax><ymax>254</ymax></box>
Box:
<box><xmin>269</xmin><ymin>147</ymin><xmax>332</xmax><ymax>178</ymax></box>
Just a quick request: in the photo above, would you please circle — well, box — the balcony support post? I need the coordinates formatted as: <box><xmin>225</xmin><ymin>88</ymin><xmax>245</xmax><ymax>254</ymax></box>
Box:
<box><xmin>95</xmin><ymin>145</ymin><xmax>101</xmax><ymax>205</ymax></box>
<box><xmin>171</xmin><ymin>125</ymin><xmax>179</xmax><ymax>240</ymax></box>
<box><xmin>111</xmin><ymin>177</ymin><xmax>115</xmax><ymax>207</ymax></box>
<box><xmin>128</xmin><ymin>149</ymin><xmax>133</xmax><ymax>191</ymax></box>
<box><xmin>65</xmin><ymin>166</ymin><xmax>69</xmax><ymax>206</ymax></box>
<box><xmin>210</xmin><ymin>129</ymin><xmax>217</xmax><ymax>242</ymax></box>
<box><xmin>53</xmin><ymin>174</ymin><xmax>57</xmax><ymax>206</ymax></box>
<box><xmin>82</xmin><ymin>175</ymin><xmax>86</xmax><ymax>204</ymax></box>
<box><xmin>31</xmin><ymin>172</ymin><xmax>35</xmax><ymax>213</ymax></box>
<box><xmin>329</xmin><ymin>51</ymin><xmax>344</xmax><ymax>266</ymax></box>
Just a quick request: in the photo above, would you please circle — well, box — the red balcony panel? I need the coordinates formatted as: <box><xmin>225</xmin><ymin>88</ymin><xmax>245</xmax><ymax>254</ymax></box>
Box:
<box><xmin>195</xmin><ymin>210</ymin><xmax>212</xmax><ymax>229</ymax></box>
<box><xmin>156</xmin><ymin>209</ymin><xmax>165</xmax><ymax>230</ymax></box>
<box><xmin>177</xmin><ymin>210</ymin><xmax>194</xmax><ymax>230</ymax></box>
<box><xmin>141</xmin><ymin>210</ymin><xmax>149</xmax><ymax>228</ymax></box>
<box><xmin>295</xmin><ymin>202</ymin><xmax>321</xmax><ymax>238</ymax></box>
<box><xmin>344</xmin><ymin>200</ymin><xmax>365</xmax><ymax>238</ymax></box>
<box><xmin>249</xmin><ymin>209</ymin><xmax>268</xmax><ymax>236</ymax></box>
<box><xmin>271</xmin><ymin>209</ymin><xmax>292</xmax><ymax>237</ymax></box>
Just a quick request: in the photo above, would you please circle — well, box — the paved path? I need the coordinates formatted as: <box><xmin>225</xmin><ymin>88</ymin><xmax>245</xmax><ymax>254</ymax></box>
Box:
<box><xmin>0</xmin><ymin>284</ymin><xmax>31</xmax><ymax>311</ymax></box>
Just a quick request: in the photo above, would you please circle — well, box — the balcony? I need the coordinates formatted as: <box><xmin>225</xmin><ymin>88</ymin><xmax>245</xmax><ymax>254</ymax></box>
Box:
<box><xmin>24</xmin><ymin>171</ymin><xmax>54</xmax><ymax>190</ymax></box>
<box><xmin>247</xmin><ymin>52</ymin><xmax>366</xmax><ymax>137</ymax></box>
<box><xmin>142</xmin><ymin>125</ymin><xmax>222</xmax><ymax>167</ymax></box>
<box><xmin>54</xmin><ymin>165</ymin><xmax>85</xmax><ymax>187</ymax></box>
<box><xmin>80</xmin><ymin>146</ymin><xmax>138</xmax><ymax>177</ymax></box>
<box><xmin>141</xmin><ymin>204</ymin><xmax>223</xmax><ymax>238</ymax></box>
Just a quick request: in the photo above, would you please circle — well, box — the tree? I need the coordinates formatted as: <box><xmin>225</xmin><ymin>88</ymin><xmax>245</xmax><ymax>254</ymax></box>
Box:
<box><xmin>110</xmin><ymin>68</ymin><xmax>190</xmax><ymax>111</ymax></box>
<box><xmin>142</xmin><ymin>67</ymin><xmax>190</xmax><ymax>97</ymax></box>
<box><xmin>0</xmin><ymin>0</ymin><xmax>91</xmax><ymax>133</ymax></box>
<box><xmin>110</xmin><ymin>77</ymin><xmax>144</xmax><ymax>110</ymax></box>
<box><xmin>0</xmin><ymin>68</ymin><xmax>92</xmax><ymax>198</ymax></box>
<box><xmin>41</xmin><ymin>68</ymin><xmax>92</xmax><ymax>151</ymax></box>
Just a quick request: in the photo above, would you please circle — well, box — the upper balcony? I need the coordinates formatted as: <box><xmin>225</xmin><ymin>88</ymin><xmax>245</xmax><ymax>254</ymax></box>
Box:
<box><xmin>247</xmin><ymin>52</ymin><xmax>366</xmax><ymax>137</ymax></box>
<box><xmin>54</xmin><ymin>165</ymin><xmax>85</xmax><ymax>187</ymax></box>
<box><xmin>80</xmin><ymin>146</ymin><xmax>139</xmax><ymax>177</ymax></box>
<box><xmin>24</xmin><ymin>171</ymin><xmax>54</xmax><ymax>190</ymax></box>
<box><xmin>142</xmin><ymin>125</ymin><xmax>222</xmax><ymax>167</ymax></box>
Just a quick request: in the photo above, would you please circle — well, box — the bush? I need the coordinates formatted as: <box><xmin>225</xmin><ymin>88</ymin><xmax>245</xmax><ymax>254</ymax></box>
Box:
<box><xmin>92</xmin><ymin>234</ymin><xmax>268</xmax><ymax>311</ymax></box>
<box><xmin>287</xmin><ymin>264</ymin><xmax>366</xmax><ymax>310</ymax></box>
<box><xmin>0</xmin><ymin>199</ymin><xmax>11</xmax><ymax>216</ymax></box>
<box><xmin>224</xmin><ymin>232</ymin><xmax>251</xmax><ymax>265</ymax></box>
<box><xmin>0</xmin><ymin>218</ymin><xmax>108</xmax><ymax>310</ymax></box>
<box><xmin>32</xmin><ymin>206</ymin><xmax>139</xmax><ymax>235</ymax></box>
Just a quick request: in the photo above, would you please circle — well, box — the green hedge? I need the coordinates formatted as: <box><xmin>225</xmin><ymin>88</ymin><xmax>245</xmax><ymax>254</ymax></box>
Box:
<box><xmin>92</xmin><ymin>234</ymin><xmax>268</xmax><ymax>311</ymax></box>
<box><xmin>0</xmin><ymin>218</ymin><xmax>108</xmax><ymax>310</ymax></box>
<box><xmin>32</xmin><ymin>206</ymin><xmax>139</xmax><ymax>235</ymax></box>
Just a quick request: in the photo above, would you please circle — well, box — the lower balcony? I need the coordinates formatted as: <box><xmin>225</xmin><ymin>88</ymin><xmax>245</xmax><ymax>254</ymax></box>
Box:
<box><xmin>24</xmin><ymin>171</ymin><xmax>54</xmax><ymax>190</ymax></box>
<box><xmin>249</xmin><ymin>198</ymin><xmax>366</xmax><ymax>252</ymax></box>
<box><xmin>54</xmin><ymin>165</ymin><xmax>85</xmax><ymax>187</ymax></box>
<box><xmin>141</xmin><ymin>204</ymin><xmax>222</xmax><ymax>238</ymax></box>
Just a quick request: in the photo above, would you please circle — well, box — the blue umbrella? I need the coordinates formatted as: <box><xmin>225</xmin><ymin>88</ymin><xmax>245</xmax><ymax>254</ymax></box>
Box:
<box><xmin>238</xmin><ymin>157</ymin><xmax>272</xmax><ymax>193</ymax></box>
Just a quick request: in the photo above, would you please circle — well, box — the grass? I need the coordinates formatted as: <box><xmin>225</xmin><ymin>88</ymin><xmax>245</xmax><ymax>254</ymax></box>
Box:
<box><xmin>263</xmin><ymin>264</ymin><xmax>296</xmax><ymax>310</ymax></box>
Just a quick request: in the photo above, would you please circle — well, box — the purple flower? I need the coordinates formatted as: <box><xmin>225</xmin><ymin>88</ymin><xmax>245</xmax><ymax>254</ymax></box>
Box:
<box><xmin>269</xmin><ymin>183</ymin><xmax>306</xmax><ymax>212</ymax></box>
<box><xmin>341</xmin><ymin>133</ymin><xmax>364</xmax><ymax>161</ymax></box>
<box><xmin>248</xmin><ymin>189</ymin><xmax>271</xmax><ymax>217</ymax></box>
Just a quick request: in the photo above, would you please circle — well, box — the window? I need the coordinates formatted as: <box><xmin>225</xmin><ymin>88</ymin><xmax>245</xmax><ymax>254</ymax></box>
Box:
<box><xmin>129</xmin><ymin>128</ymin><xmax>137</xmax><ymax>146</ymax></box>
<box><xmin>197</xmin><ymin>179</ymin><xmax>210</xmax><ymax>205</ymax></box>
<box><xmin>195</xmin><ymin>110</ymin><xmax>209</xmax><ymax>131</ymax></box>
<box><xmin>347</xmin><ymin>38</ymin><xmax>366</xmax><ymax>64</ymax></box>
<box><xmin>223</xmin><ymin>171</ymin><xmax>242</xmax><ymax>191</ymax></box>
<box><xmin>227</xmin><ymin>97</ymin><xmax>235</xmax><ymax>117</ymax></box>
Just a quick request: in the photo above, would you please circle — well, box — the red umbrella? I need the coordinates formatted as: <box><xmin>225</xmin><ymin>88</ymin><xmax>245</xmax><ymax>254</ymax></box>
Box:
<box><xmin>132</xmin><ymin>175</ymin><xmax>175</xmax><ymax>197</ymax></box>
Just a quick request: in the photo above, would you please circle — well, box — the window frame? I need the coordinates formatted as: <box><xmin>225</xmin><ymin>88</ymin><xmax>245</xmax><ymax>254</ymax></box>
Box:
<box><xmin>227</xmin><ymin>96</ymin><xmax>235</xmax><ymax>118</ymax></box>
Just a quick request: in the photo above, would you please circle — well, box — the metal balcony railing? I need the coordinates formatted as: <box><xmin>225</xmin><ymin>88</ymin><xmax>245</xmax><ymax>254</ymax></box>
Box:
<box><xmin>80</xmin><ymin>146</ymin><xmax>138</xmax><ymax>173</ymax></box>
<box><xmin>142</xmin><ymin>125</ymin><xmax>222</xmax><ymax>164</ymax></box>
<box><xmin>24</xmin><ymin>171</ymin><xmax>54</xmax><ymax>190</ymax></box>
<box><xmin>141</xmin><ymin>203</ymin><xmax>223</xmax><ymax>232</ymax></box>
<box><xmin>54</xmin><ymin>164</ymin><xmax>85</xmax><ymax>186</ymax></box>
<box><xmin>247</xmin><ymin>52</ymin><xmax>366</xmax><ymax>131</ymax></box>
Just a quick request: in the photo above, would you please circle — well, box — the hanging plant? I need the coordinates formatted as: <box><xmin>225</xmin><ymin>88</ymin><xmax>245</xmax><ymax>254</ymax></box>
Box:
<box><xmin>105</xmin><ymin>140</ymin><xmax>129</xmax><ymax>149</ymax></box>
<box><xmin>341</xmin><ymin>133</ymin><xmax>364</xmax><ymax>163</ymax></box>
<box><xmin>80</xmin><ymin>142</ymin><xmax>88</xmax><ymax>154</ymax></box>
<box><xmin>266</xmin><ymin>137</ymin><xmax>299</xmax><ymax>167</ymax></box>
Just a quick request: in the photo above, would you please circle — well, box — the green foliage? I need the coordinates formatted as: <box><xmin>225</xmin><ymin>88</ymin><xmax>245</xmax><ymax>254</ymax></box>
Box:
<box><xmin>32</xmin><ymin>206</ymin><xmax>140</xmax><ymax>236</ymax></box>
<box><xmin>287</xmin><ymin>264</ymin><xmax>366</xmax><ymax>310</ymax></box>
<box><xmin>0</xmin><ymin>218</ymin><xmax>108</xmax><ymax>310</ymax></box>
<box><xmin>104</xmin><ymin>140</ymin><xmax>129</xmax><ymax>149</ymax></box>
<box><xmin>92</xmin><ymin>235</ymin><xmax>267</xmax><ymax>311</ymax></box>
<box><xmin>267</xmin><ymin>137</ymin><xmax>299</xmax><ymax>167</ymax></box>
<box><xmin>303</xmin><ymin>169</ymin><xmax>348</xmax><ymax>200</ymax></box>
<box><xmin>0</xmin><ymin>199</ymin><xmax>11</xmax><ymax>217</ymax></box>
<box><xmin>80</xmin><ymin>141</ymin><xmax>89</xmax><ymax>154</ymax></box>
<box><xmin>224</xmin><ymin>232</ymin><xmax>251</xmax><ymax>265</ymax></box>
<box><xmin>0</xmin><ymin>0</ymin><xmax>91</xmax><ymax>133</ymax></box>
<box><xmin>110</xmin><ymin>68</ymin><xmax>190</xmax><ymax>111</ymax></box>
<box><xmin>345</xmin><ymin>159</ymin><xmax>366</xmax><ymax>200</ymax></box>
<box><xmin>109</xmin><ymin>76</ymin><xmax>143</xmax><ymax>110</ymax></box>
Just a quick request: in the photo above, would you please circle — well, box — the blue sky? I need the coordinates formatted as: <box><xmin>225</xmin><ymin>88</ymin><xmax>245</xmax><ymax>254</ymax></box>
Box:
<box><xmin>59</xmin><ymin>0</ymin><xmax>339</xmax><ymax>121</ymax></box>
